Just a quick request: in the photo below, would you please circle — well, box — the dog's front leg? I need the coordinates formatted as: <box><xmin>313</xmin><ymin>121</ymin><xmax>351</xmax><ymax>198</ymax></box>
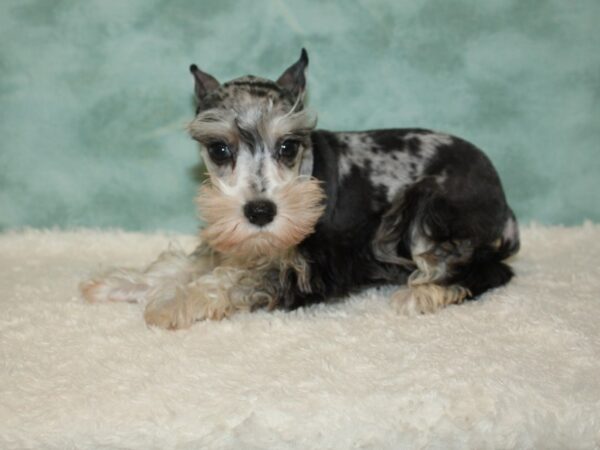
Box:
<box><xmin>80</xmin><ymin>243</ymin><xmax>215</xmax><ymax>307</ymax></box>
<box><xmin>143</xmin><ymin>265</ymin><xmax>277</xmax><ymax>330</ymax></box>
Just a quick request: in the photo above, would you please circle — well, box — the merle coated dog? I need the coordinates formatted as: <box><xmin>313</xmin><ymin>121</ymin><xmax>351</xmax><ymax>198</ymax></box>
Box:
<box><xmin>81</xmin><ymin>49</ymin><xmax>520</xmax><ymax>329</ymax></box>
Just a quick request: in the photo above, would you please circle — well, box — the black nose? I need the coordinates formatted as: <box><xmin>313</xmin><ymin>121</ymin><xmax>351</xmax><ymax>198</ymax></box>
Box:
<box><xmin>243</xmin><ymin>200</ymin><xmax>277</xmax><ymax>227</ymax></box>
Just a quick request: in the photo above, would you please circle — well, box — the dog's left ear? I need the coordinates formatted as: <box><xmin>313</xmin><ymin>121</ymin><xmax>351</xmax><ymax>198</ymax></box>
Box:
<box><xmin>276</xmin><ymin>48</ymin><xmax>309</xmax><ymax>100</ymax></box>
<box><xmin>190</xmin><ymin>64</ymin><xmax>220</xmax><ymax>101</ymax></box>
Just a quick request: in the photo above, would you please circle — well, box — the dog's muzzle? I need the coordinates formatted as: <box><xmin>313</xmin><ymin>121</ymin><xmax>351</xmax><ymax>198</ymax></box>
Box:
<box><xmin>243</xmin><ymin>200</ymin><xmax>277</xmax><ymax>227</ymax></box>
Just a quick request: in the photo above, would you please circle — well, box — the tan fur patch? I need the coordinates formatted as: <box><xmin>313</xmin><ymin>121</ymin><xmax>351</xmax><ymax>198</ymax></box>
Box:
<box><xmin>143</xmin><ymin>263</ymin><xmax>278</xmax><ymax>329</ymax></box>
<box><xmin>392</xmin><ymin>284</ymin><xmax>471</xmax><ymax>316</ymax></box>
<box><xmin>197</xmin><ymin>176</ymin><xmax>325</xmax><ymax>263</ymax></box>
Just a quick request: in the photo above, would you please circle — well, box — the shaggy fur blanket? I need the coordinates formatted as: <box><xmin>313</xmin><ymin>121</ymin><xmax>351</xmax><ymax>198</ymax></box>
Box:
<box><xmin>1</xmin><ymin>225</ymin><xmax>599</xmax><ymax>449</ymax></box>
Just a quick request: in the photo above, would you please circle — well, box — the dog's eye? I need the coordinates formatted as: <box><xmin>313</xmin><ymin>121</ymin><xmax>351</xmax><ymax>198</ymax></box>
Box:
<box><xmin>278</xmin><ymin>139</ymin><xmax>300</xmax><ymax>160</ymax></box>
<box><xmin>207</xmin><ymin>142</ymin><xmax>232</xmax><ymax>164</ymax></box>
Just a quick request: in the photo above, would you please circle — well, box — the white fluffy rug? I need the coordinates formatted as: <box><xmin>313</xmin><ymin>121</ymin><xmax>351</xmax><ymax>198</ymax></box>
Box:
<box><xmin>1</xmin><ymin>225</ymin><xmax>599</xmax><ymax>449</ymax></box>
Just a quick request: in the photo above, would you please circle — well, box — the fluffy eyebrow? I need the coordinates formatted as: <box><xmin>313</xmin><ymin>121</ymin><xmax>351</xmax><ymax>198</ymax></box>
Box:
<box><xmin>187</xmin><ymin>109</ymin><xmax>237</xmax><ymax>144</ymax></box>
<box><xmin>187</xmin><ymin>104</ymin><xmax>317</xmax><ymax>148</ymax></box>
<box><xmin>266</xmin><ymin>108</ymin><xmax>317</xmax><ymax>138</ymax></box>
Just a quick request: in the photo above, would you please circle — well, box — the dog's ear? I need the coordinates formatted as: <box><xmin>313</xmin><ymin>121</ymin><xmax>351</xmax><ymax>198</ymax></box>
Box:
<box><xmin>189</xmin><ymin>64</ymin><xmax>220</xmax><ymax>101</ymax></box>
<box><xmin>276</xmin><ymin>48</ymin><xmax>309</xmax><ymax>100</ymax></box>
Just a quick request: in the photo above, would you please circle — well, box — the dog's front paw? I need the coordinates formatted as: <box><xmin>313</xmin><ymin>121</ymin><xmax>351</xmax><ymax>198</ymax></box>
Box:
<box><xmin>144</xmin><ymin>293</ymin><xmax>194</xmax><ymax>330</ymax></box>
<box><xmin>79</xmin><ymin>273</ymin><xmax>148</xmax><ymax>304</ymax></box>
<box><xmin>80</xmin><ymin>278</ymin><xmax>107</xmax><ymax>303</ymax></box>
<box><xmin>392</xmin><ymin>288</ymin><xmax>429</xmax><ymax>316</ymax></box>
<box><xmin>144</xmin><ymin>285</ymin><xmax>234</xmax><ymax>330</ymax></box>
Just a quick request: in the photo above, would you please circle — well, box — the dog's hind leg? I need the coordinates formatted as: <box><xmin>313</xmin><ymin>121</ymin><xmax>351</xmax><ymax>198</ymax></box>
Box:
<box><xmin>393</xmin><ymin>240</ymin><xmax>515</xmax><ymax>315</ymax></box>
<box><xmin>392</xmin><ymin>239</ymin><xmax>473</xmax><ymax>315</ymax></box>
<box><xmin>383</xmin><ymin>174</ymin><xmax>516</xmax><ymax>315</ymax></box>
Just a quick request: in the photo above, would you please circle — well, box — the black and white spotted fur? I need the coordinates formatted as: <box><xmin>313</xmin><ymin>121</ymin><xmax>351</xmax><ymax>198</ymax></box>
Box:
<box><xmin>285</xmin><ymin>127</ymin><xmax>519</xmax><ymax>309</ymax></box>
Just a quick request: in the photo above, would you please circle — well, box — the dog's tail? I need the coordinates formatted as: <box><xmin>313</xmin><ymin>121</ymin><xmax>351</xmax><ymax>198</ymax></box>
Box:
<box><xmin>451</xmin><ymin>247</ymin><xmax>514</xmax><ymax>299</ymax></box>
<box><xmin>496</xmin><ymin>209</ymin><xmax>520</xmax><ymax>261</ymax></box>
<box><xmin>449</xmin><ymin>210</ymin><xmax>519</xmax><ymax>299</ymax></box>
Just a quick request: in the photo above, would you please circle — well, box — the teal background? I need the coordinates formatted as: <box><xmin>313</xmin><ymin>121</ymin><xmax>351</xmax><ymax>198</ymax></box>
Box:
<box><xmin>1</xmin><ymin>0</ymin><xmax>598</xmax><ymax>232</ymax></box>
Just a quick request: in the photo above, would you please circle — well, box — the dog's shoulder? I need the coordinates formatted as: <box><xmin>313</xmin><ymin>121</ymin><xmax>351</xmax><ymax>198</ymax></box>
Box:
<box><xmin>310</xmin><ymin>128</ymin><xmax>457</xmax><ymax>204</ymax></box>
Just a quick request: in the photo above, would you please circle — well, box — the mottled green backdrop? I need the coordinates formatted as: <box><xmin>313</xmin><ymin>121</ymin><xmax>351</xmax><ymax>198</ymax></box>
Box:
<box><xmin>1</xmin><ymin>0</ymin><xmax>598</xmax><ymax>232</ymax></box>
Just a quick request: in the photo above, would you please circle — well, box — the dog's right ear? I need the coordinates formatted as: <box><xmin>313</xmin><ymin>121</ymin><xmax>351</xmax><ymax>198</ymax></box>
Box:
<box><xmin>276</xmin><ymin>48</ymin><xmax>309</xmax><ymax>100</ymax></box>
<box><xmin>189</xmin><ymin>64</ymin><xmax>220</xmax><ymax>101</ymax></box>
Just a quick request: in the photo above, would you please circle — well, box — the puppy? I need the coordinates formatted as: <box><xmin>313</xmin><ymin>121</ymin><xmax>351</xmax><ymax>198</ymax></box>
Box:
<box><xmin>81</xmin><ymin>49</ymin><xmax>519</xmax><ymax>329</ymax></box>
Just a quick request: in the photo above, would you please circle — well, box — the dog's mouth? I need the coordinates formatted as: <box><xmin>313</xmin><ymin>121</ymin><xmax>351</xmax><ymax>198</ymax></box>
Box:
<box><xmin>217</xmin><ymin>227</ymin><xmax>290</xmax><ymax>263</ymax></box>
<box><xmin>197</xmin><ymin>177</ymin><xmax>326</xmax><ymax>259</ymax></box>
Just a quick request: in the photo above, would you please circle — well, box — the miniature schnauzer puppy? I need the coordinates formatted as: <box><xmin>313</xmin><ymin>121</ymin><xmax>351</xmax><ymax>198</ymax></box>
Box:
<box><xmin>81</xmin><ymin>49</ymin><xmax>520</xmax><ymax>329</ymax></box>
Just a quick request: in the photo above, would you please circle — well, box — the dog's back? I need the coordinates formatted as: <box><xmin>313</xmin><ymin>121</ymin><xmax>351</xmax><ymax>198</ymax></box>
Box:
<box><xmin>288</xmin><ymin>128</ymin><xmax>519</xmax><ymax>312</ymax></box>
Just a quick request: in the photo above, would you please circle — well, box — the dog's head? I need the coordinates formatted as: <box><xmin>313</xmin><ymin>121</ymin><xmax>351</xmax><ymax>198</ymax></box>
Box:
<box><xmin>188</xmin><ymin>49</ymin><xmax>325</xmax><ymax>261</ymax></box>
